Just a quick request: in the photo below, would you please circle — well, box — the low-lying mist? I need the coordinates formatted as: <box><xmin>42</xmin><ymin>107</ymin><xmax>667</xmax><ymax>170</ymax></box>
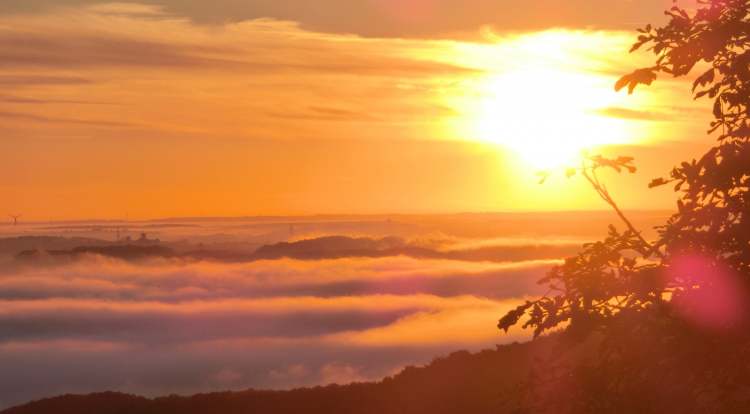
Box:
<box><xmin>0</xmin><ymin>213</ymin><xmax>667</xmax><ymax>409</ymax></box>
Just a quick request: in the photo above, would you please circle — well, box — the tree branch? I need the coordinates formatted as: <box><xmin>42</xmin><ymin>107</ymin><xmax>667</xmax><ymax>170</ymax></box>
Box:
<box><xmin>581</xmin><ymin>161</ymin><xmax>664</xmax><ymax>259</ymax></box>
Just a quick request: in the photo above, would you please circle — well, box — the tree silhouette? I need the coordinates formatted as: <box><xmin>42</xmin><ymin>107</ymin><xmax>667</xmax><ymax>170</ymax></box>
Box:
<box><xmin>499</xmin><ymin>0</ymin><xmax>750</xmax><ymax>410</ymax></box>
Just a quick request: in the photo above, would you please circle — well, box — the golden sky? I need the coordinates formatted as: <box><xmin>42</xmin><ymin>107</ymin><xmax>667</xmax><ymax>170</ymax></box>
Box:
<box><xmin>0</xmin><ymin>1</ymin><xmax>712</xmax><ymax>220</ymax></box>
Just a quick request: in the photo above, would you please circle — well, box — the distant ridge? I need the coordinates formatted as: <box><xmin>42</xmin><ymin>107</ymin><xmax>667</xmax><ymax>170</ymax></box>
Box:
<box><xmin>7</xmin><ymin>235</ymin><xmax>581</xmax><ymax>264</ymax></box>
<box><xmin>250</xmin><ymin>236</ymin><xmax>579</xmax><ymax>262</ymax></box>
<box><xmin>0</xmin><ymin>236</ymin><xmax>109</xmax><ymax>256</ymax></box>
<box><xmin>16</xmin><ymin>245</ymin><xmax>175</xmax><ymax>261</ymax></box>
<box><xmin>0</xmin><ymin>338</ymin><xmax>563</xmax><ymax>414</ymax></box>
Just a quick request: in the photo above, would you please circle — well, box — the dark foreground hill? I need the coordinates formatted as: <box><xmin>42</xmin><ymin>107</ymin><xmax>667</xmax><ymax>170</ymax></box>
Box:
<box><xmin>5</xmin><ymin>326</ymin><xmax>747</xmax><ymax>413</ymax></box>
<box><xmin>1</xmin><ymin>337</ymin><xmax>567</xmax><ymax>414</ymax></box>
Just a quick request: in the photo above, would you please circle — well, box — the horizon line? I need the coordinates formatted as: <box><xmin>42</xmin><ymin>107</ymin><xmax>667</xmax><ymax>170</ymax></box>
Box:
<box><xmin>1</xmin><ymin>209</ymin><xmax>674</xmax><ymax>225</ymax></box>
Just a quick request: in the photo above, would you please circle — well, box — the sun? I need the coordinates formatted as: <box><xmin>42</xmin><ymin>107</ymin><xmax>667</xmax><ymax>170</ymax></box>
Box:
<box><xmin>470</xmin><ymin>68</ymin><xmax>631</xmax><ymax>170</ymax></box>
<box><xmin>438</xmin><ymin>29</ymin><xmax>646</xmax><ymax>172</ymax></box>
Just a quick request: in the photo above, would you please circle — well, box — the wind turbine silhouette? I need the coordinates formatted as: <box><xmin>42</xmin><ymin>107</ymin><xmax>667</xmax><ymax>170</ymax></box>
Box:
<box><xmin>9</xmin><ymin>214</ymin><xmax>21</xmax><ymax>226</ymax></box>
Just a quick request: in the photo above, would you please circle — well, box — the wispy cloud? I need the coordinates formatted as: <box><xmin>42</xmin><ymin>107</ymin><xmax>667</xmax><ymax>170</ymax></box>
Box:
<box><xmin>0</xmin><ymin>110</ymin><xmax>133</xmax><ymax>127</ymax></box>
<box><xmin>0</xmin><ymin>31</ymin><xmax>250</xmax><ymax>69</ymax></box>
<box><xmin>0</xmin><ymin>4</ymin><xmax>479</xmax><ymax>144</ymax></box>
<box><xmin>0</xmin><ymin>0</ymin><xmax>674</xmax><ymax>37</ymax></box>
<box><xmin>596</xmin><ymin>106</ymin><xmax>668</xmax><ymax>122</ymax></box>
<box><xmin>0</xmin><ymin>95</ymin><xmax>113</xmax><ymax>105</ymax></box>
<box><xmin>0</xmin><ymin>75</ymin><xmax>93</xmax><ymax>86</ymax></box>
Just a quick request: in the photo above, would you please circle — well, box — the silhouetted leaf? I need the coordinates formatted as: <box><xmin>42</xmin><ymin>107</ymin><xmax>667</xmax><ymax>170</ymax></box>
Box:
<box><xmin>692</xmin><ymin>68</ymin><xmax>715</xmax><ymax>92</ymax></box>
<box><xmin>713</xmin><ymin>98</ymin><xmax>723</xmax><ymax>118</ymax></box>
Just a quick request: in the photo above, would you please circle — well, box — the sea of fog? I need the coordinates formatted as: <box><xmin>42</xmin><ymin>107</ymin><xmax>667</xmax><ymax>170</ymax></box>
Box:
<box><xmin>0</xmin><ymin>212</ymin><xmax>668</xmax><ymax>409</ymax></box>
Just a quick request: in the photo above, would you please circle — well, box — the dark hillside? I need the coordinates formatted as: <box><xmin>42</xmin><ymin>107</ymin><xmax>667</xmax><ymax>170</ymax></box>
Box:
<box><xmin>1</xmin><ymin>337</ymin><xmax>567</xmax><ymax>414</ymax></box>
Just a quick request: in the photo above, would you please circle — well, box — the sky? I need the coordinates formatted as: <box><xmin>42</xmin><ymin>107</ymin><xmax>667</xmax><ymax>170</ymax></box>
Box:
<box><xmin>0</xmin><ymin>0</ymin><xmax>711</xmax><ymax>220</ymax></box>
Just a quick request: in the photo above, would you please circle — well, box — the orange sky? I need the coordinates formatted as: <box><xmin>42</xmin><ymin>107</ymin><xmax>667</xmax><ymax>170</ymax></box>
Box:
<box><xmin>0</xmin><ymin>1</ymin><xmax>713</xmax><ymax>220</ymax></box>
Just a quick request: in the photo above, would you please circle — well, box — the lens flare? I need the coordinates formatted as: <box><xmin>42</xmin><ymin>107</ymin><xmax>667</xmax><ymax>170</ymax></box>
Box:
<box><xmin>667</xmin><ymin>254</ymin><xmax>747</xmax><ymax>331</ymax></box>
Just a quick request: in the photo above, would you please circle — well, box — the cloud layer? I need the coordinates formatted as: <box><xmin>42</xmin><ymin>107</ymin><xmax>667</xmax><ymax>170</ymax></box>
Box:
<box><xmin>0</xmin><ymin>254</ymin><xmax>550</xmax><ymax>409</ymax></box>
<box><xmin>0</xmin><ymin>0</ymin><xmax>677</xmax><ymax>37</ymax></box>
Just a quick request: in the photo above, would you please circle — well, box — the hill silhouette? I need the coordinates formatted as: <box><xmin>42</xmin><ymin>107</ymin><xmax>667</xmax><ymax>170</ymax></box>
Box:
<box><xmin>3</xmin><ymin>315</ymin><xmax>745</xmax><ymax>413</ymax></box>
<box><xmin>16</xmin><ymin>245</ymin><xmax>175</xmax><ymax>261</ymax></box>
<box><xmin>250</xmin><ymin>235</ymin><xmax>578</xmax><ymax>262</ymax></box>
<box><xmin>1</xmin><ymin>336</ymin><xmax>569</xmax><ymax>414</ymax></box>
<box><xmin>8</xmin><ymin>235</ymin><xmax>580</xmax><ymax>264</ymax></box>
<box><xmin>0</xmin><ymin>236</ymin><xmax>109</xmax><ymax>256</ymax></box>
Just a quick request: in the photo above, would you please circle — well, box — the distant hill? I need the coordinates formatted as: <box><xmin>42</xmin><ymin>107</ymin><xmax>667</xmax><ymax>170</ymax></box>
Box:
<box><xmin>5</xmin><ymin>309</ymin><xmax>746</xmax><ymax>414</ymax></box>
<box><xmin>0</xmin><ymin>236</ymin><xmax>109</xmax><ymax>257</ymax></box>
<box><xmin>16</xmin><ymin>245</ymin><xmax>175</xmax><ymax>261</ymax></box>
<box><xmin>247</xmin><ymin>236</ymin><xmax>580</xmax><ymax>263</ymax></box>
<box><xmin>6</xmin><ymin>235</ymin><xmax>580</xmax><ymax>264</ymax></box>
<box><xmin>0</xmin><ymin>337</ymin><xmax>565</xmax><ymax>414</ymax></box>
<box><xmin>3</xmin><ymin>327</ymin><xmax>728</xmax><ymax>413</ymax></box>
<box><xmin>252</xmin><ymin>236</ymin><xmax>406</xmax><ymax>259</ymax></box>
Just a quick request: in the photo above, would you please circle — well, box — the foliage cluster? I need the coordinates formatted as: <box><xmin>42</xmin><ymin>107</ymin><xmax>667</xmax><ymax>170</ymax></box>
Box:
<box><xmin>499</xmin><ymin>1</ymin><xmax>750</xmax><ymax>410</ymax></box>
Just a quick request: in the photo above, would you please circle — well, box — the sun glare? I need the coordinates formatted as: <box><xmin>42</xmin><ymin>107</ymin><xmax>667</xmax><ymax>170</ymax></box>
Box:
<box><xmin>472</xmin><ymin>69</ymin><xmax>631</xmax><ymax>170</ymax></box>
<box><xmin>447</xmin><ymin>31</ymin><xmax>645</xmax><ymax>171</ymax></box>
